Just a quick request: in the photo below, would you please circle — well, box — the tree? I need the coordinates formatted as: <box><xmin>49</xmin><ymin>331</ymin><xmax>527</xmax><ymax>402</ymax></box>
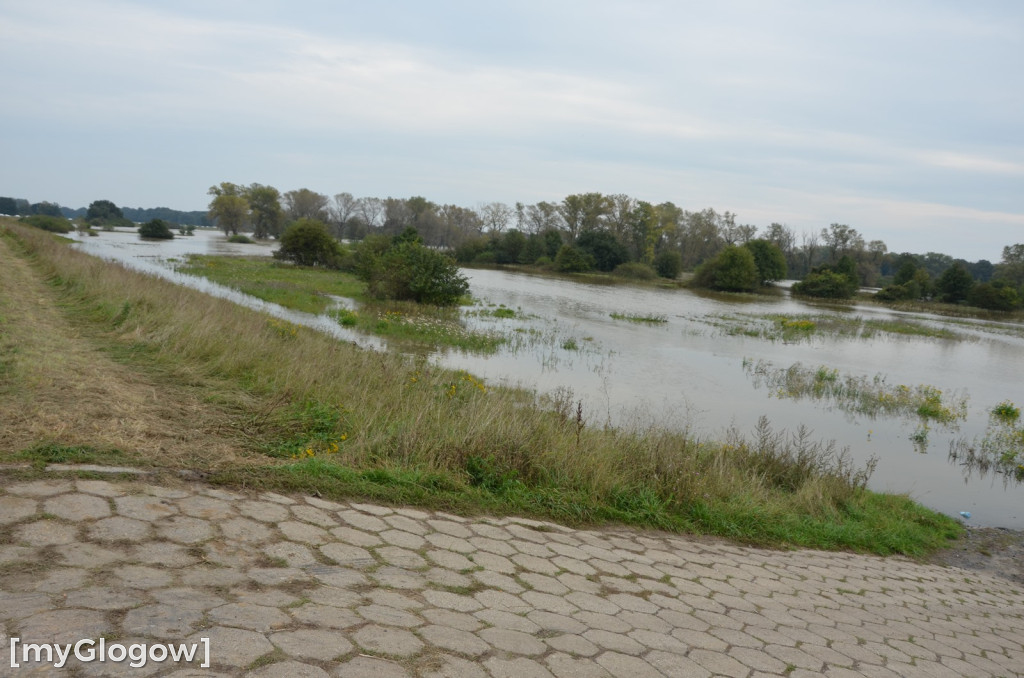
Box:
<box><xmin>355</xmin><ymin>231</ymin><xmax>468</xmax><ymax>305</ymax></box>
<box><xmin>284</xmin><ymin>188</ymin><xmax>329</xmax><ymax>222</ymax></box>
<box><xmin>654</xmin><ymin>249</ymin><xmax>683</xmax><ymax>279</ymax></box>
<box><xmin>559</xmin><ymin>193</ymin><xmax>610</xmax><ymax>241</ymax></box>
<box><xmin>792</xmin><ymin>270</ymin><xmax>858</xmax><ymax>299</ymax></box>
<box><xmin>968</xmin><ymin>282</ymin><xmax>1019</xmax><ymax>311</ymax></box>
<box><xmin>245</xmin><ymin>184</ymin><xmax>284</xmax><ymax>239</ymax></box>
<box><xmin>0</xmin><ymin>197</ymin><xmax>17</xmax><ymax>215</ymax></box>
<box><xmin>479</xmin><ymin>202</ymin><xmax>513</xmax><ymax>234</ymax></box>
<box><xmin>576</xmin><ymin>229</ymin><xmax>627</xmax><ymax>272</ymax></box>
<box><xmin>554</xmin><ymin>245</ymin><xmax>595</xmax><ymax>273</ymax></box>
<box><xmin>86</xmin><ymin>199</ymin><xmax>123</xmax><ymax>223</ymax></box>
<box><xmin>31</xmin><ymin>201</ymin><xmax>64</xmax><ymax>217</ymax></box>
<box><xmin>935</xmin><ymin>262</ymin><xmax>974</xmax><ymax>303</ymax></box>
<box><xmin>274</xmin><ymin>219</ymin><xmax>342</xmax><ymax>268</ymax></box>
<box><xmin>331</xmin><ymin>192</ymin><xmax>358</xmax><ymax>238</ymax></box>
<box><xmin>995</xmin><ymin>243</ymin><xmax>1024</xmax><ymax>290</ymax></box>
<box><xmin>743</xmin><ymin>239</ymin><xmax>787</xmax><ymax>285</ymax></box>
<box><xmin>207</xmin><ymin>183</ymin><xmax>249</xmax><ymax>235</ymax></box>
<box><xmin>693</xmin><ymin>245</ymin><xmax>759</xmax><ymax>292</ymax></box>
<box><xmin>138</xmin><ymin>218</ymin><xmax>174</xmax><ymax>239</ymax></box>
<box><xmin>820</xmin><ymin>223</ymin><xmax>863</xmax><ymax>262</ymax></box>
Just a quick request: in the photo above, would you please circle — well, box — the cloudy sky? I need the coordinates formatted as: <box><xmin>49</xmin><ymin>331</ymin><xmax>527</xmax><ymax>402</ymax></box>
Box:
<box><xmin>1</xmin><ymin>0</ymin><xmax>1021</xmax><ymax>260</ymax></box>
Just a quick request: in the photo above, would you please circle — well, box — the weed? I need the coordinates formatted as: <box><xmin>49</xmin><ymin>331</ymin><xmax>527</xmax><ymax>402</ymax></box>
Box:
<box><xmin>610</xmin><ymin>312</ymin><xmax>668</xmax><ymax>324</ymax></box>
<box><xmin>992</xmin><ymin>401</ymin><xmax>1021</xmax><ymax>424</ymax></box>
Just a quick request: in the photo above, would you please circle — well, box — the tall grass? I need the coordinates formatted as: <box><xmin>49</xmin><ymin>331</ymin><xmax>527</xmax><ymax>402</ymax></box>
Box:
<box><xmin>2</xmin><ymin>222</ymin><xmax>963</xmax><ymax>554</ymax></box>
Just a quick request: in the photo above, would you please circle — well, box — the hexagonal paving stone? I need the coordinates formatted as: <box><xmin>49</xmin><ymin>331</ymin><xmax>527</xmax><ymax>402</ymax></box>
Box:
<box><xmin>188</xmin><ymin>626</ymin><xmax>274</xmax><ymax>667</ymax></box>
<box><xmin>0</xmin><ymin>495</ymin><xmax>38</xmax><ymax>523</ymax></box>
<box><xmin>157</xmin><ymin>515</ymin><xmax>216</xmax><ymax>544</ymax></box>
<box><xmin>334</xmin><ymin>655</ymin><xmax>412</xmax><ymax>678</ymax></box>
<box><xmin>123</xmin><ymin>604</ymin><xmax>204</xmax><ymax>638</ymax></box>
<box><xmin>15</xmin><ymin>520</ymin><xmax>79</xmax><ymax>546</ymax></box>
<box><xmin>269</xmin><ymin>629</ymin><xmax>353</xmax><ymax>661</ymax></box>
<box><xmin>208</xmin><ymin>603</ymin><xmax>292</xmax><ymax>632</ymax></box>
<box><xmin>352</xmin><ymin>624</ymin><xmax>424</xmax><ymax>657</ymax></box>
<box><xmin>43</xmin><ymin>493</ymin><xmax>111</xmax><ymax>521</ymax></box>
<box><xmin>88</xmin><ymin>516</ymin><xmax>151</xmax><ymax>542</ymax></box>
<box><xmin>114</xmin><ymin>494</ymin><xmax>178</xmax><ymax>521</ymax></box>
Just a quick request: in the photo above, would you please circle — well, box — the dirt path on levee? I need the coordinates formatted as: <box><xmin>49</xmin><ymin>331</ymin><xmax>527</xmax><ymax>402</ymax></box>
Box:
<box><xmin>0</xmin><ymin>234</ymin><xmax>248</xmax><ymax>470</ymax></box>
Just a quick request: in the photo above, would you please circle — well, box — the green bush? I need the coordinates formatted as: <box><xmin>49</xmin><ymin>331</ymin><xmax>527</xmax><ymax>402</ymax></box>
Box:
<box><xmin>21</xmin><ymin>215</ymin><xmax>72</xmax><ymax>233</ymax></box>
<box><xmin>356</xmin><ymin>231</ymin><xmax>469</xmax><ymax>306</ymax></box>
<box><xmin>138</xmin><ymin>219</ymin><xmax>175</xmax><ymax>239</ymax></box>
<box><xmin>554</xmin><ymin>245</ymin><xmax>595</xmax><ymax>273</ymax></box>
<box><xmin>274</xmin><ymin>219</ymin><xmax>343</xmax><ymax>268</ymax></box>
<box><xmin>693</xmin><ymin>245</ymin><xmax>759</xmax><ymax>292</ymax></box>
<box><xmin>227</xmin><ymin>234</ymin><xmax>254</xmax><ymax>244</ymax></box>
<box><xmin>743</xmin><ymin>239</ymin><xmax>787</xmax><ymax>284</ymax></box>
<box><xmin>654</xmin><ymin>249</ymin><xmax>683</xmax><ymax>279</ymax></box>
<box><xmin>967</xmin><ymin>282</ymin><xmax>1019</xmax><ymax>311</ymax></box>
<box><xmin>792</xmin><ymin>270</ymin><xmax>858</xmax><ymax>299</ymax></box>
<box><xmin>612</xmin><ymin>261</ymin><xmax>657</xmax><ymax>280</ymax></box>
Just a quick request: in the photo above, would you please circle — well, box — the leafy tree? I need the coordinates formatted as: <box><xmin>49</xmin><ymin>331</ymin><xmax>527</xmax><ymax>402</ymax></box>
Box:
<box><xmin>693</xmin><ymin>245</ymin><xmax>759</xmax><ymax>292</ymax></box>
<box><xmin>86</xmin><ymin>199</ymin><xmax>123</xmax><ymax>223</ymax></box>
<box><xmin>968</xmin><ymin>282</ymin><xmax>1019</xmax><ymax>311</ymax></box>
<box><xmin>743</xmin><ymin>239</ymin><xmax>787</xmax><ymax>285</ymax></box>
<box><xmin>246</xmin><ymin>184</ymin><xmax>284</xmax><ymax>239</ymax></box>
<box><xmin>31</xmin><ymin>201</ymin><xmax>64</xmax><ymax>217</ymax></box>
<box><xmin>0</xmin><ymin>197</ymin><xmax>17</xmax><ymax>215</ymax></box>
<box><xmin>559</xmin><ymin>193</ymin><xmax>610</xmax><ymax>241</ymax></box>
<box><xmin>792</xmin><ymin>270</ymin><xmax>858</xmax><ymax>299</ymax></box>
<box><xmin>935</xmin><ymin>262</ymin><xmax>974</xmax><ymax>303</ymax></box>
<box><xmin>274</xmin><ymin>219</ymin><xmax>343</xmax><ymax>268</ymax></box>
<box><xmin>284</xmin><ymin>188</ymin><xmax>330</xmax><ymax>222</ymax></box>
<box><xmin>207</xmin><ymin>183</ymin><xmax>249</xmax><ymax>236</ymax></box>
<box><xmin>138</xmin><ymin>219</ymin><xmax>174</xmax><ymax>239</ymax></box>
<box><xmin>542</xmin><ymin>229</ymin><xmax>563</xmax><ymax>259</ymax></box>
<box><xmin>576</xmin><ymin>229</ymin><xmax>627</xmax><ymax>272</ymax></box>
<box><xmin>554</xmin><ymin>245</ymin><xmax>595</xmax><ymax>273</ymax></box>
<box><xmin>654</xmin><ymin>249</ymin><xmax>683</xmax><ymax>279</ymax></box>
<box><xmin>495</xmin><ymin>230</ymin><xmax>527</xmax><ymax>264</ymax></box>
<box><xmin>995</xmin><ymin>243</ymin><xmax>1024</xmax><ymax>290</ymax></box>
<box><xmin>356</xmin><ymin>231</ymin><xmax>468</xmax><ymax>305</ymax></box>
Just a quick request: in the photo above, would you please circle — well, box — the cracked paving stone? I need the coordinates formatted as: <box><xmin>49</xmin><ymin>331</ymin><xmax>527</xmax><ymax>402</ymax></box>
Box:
<box><xmin>123</xmin><ymin>604</ymin><xmax>204</xmax><ymax>638</ymax></box>
<box><xmin>418</xmin><ymin>624</ymin><xmax>491</xmax><ymax>656</ymax></box>
<box><xmin>333</xmin><ymin>655</ymin><xmax>413</xmax><ymax>678</ymax></box>
<box><xmin>478</xmin><ymin>627</ymin><xmax>547</xmax><ymax>655</ymax></box>
<box><xmin>269</xmin><ymin>629</ymin><xmax>353</xmax><ymax>661</ymax></box>
<box><xmin>114</xmin><ymin>494</ymin><xmax>178</xmax><ymax>521</ymax></box>
<box><xmin>16</xmin><ymin>609</ymin><xmax>111</xmax><ymax>644</ymax></box>
<box><xmin>208</xmin><ymin>603</ymin><xmax>291</xmax><ymax>632</ymax></box>
<box><xmin>188</xmin><ymin>626</ymin><xmax>273</xmax><ymax>667</ymax></box>
<box><xmin>43</xmin><ymin>493</ymin><xmax>111</xmax><ymax>521</ymax></box>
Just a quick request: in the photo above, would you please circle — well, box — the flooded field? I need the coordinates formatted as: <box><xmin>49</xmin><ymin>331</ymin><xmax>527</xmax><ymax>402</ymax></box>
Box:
<box><xmin>72</xmin><ymin>228</ymin><xmax>1024</xmax><ymax>528</ymax></box>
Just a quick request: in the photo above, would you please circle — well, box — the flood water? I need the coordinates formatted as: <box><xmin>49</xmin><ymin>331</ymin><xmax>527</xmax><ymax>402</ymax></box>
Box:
<box><xmin>71</xmin><ymin>229</ymin><xmax>1024</xmax><ymax>528</ymax></box>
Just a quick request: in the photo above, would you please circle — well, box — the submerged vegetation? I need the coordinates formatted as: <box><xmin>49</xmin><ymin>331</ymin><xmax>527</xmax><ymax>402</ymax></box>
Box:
<box><xmin>949</xmin><ymin>401</ymin><xmax>1024</xmax><ymax>483</ymax></box>
<box><xmin>743</xmin><ymin>359</ymin><xmax>969</xmax><ymax>425</ymax></box>
<box><xmin>0</xmin><ymin>220</ymin><xmax>964</xmax><ymax>555</ymax></box>
<box><xmin>699</xmin><ymin>312</ymin><xmax>963</xmax><ymax>343</ymax></box>
<box><xmin>610</xmin><ymin>312</ymin><xmax>668</xmax><ymax>324</ymax></box>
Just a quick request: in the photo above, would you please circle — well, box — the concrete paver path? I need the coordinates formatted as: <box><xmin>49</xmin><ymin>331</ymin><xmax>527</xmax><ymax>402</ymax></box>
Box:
<box><xmin>2</xmin><ymin>474</ymin><xmax>1022</xmax><ymax>677</ymax></box>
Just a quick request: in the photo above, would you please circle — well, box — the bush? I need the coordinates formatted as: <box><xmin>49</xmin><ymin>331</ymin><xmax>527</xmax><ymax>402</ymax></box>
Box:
<box><xmin>792</xmin><ymin>270</ymin><xmax>858</xmax><ymax>299</ymax></box>
<box><xmin>138</xmin><ymin>219</ymin><xmax>175</xmax><ymax>239</ymax></box>
<box><xmin>356</xmin><ymin>231</ymin><xmax>468</xmax><ymax>305</ymax></box>
<box><xmin>227</xmin><ymin>234</ymin><xmax>254</xmax><ymax>244</ymax></box>
<box><xmin>968</xmin><ymin>282</ymin><xmax>1020</xmax><ymax>311</ymax></box>
<box><xmin>554</xmin><ymin>245</ymin><xmax>595</xmax><ymax>273</ymax></box>
<box><xmin>21</xmin><ymin>215</ymin><xmax>72</xmax><ymax>233</ymax></box>
<box><xmin>654</xmin><ymin>249</ymin><xmax>683</xmax><ymax>279</ymax></box>
<box><xmin>576</xmin><ymin>230</ymin><xmax>627</xmax><ymax>272</ymax></box>
<box><xmin>274</xmin><ymin>219</ymin><xmax>343</xmax><ymax>268</ymax></box>
<box><xmin>612</xmin><ymin>262</ymin><xmax>657</xmax><ymax>280</ymax></box>
<box><xmin>693</xmin><ymin>245</ymin><xmax>759</xmax><ymax>292</ymax></box>
<box><xmin>743</xmin><ymin>239</ymin><xmax>787</xmax><ymax>285</ymax></box>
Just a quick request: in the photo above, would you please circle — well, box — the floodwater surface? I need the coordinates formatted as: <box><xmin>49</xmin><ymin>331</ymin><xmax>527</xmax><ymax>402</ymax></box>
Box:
<box><xmin>72</xmin><ymin>229</ymin><xmax>1024</xmax><ymax>528</ymax></box>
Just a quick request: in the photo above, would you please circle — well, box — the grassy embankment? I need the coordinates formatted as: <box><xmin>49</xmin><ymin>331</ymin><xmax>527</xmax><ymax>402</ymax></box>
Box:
<box><xmin>0</xmin><ymin>221</ymin><xmax>962</xmax><ymax>556</ymax></box>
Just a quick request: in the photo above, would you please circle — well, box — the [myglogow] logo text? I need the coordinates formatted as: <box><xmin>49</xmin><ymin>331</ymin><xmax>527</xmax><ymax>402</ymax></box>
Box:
<box><xmin>9</xmin><ymin>637</ymin><xmax>210</xmax><ymax>669</ymax></box>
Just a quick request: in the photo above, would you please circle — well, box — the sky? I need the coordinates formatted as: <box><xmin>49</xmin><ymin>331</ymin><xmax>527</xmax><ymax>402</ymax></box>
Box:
<box><xmin>1</xmin><ymin>0</ymin><xmax>1021</xmax><ymax>261</ymax></box>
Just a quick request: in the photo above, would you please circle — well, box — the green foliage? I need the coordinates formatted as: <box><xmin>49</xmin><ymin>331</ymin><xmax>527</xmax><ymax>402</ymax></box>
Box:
<box><xmin>20</xmin><ymin>215</ymin><xmax>72</xmax><ymax>233</ymax></box>
<box><xmin>967</xmin><ymin>282</ymin><xmax>1020</xmax><ymax>311</ymax></box>
<box><xmin>86</xmin><ymin>199</ymin><xmax>123</xmax><ymax>224</ymax></box>
<box><xmin>554</xmin><ymin>245</ymin><xmax>595</xmax><ymax>273</ymax></box>
<box><xmin>207</xmin><ymin>183</ymin><xmax>249</xmax><ymax>235</ymax></box>
<box><xmin>227</xmin><ymin>234</ymin><xmax>254</xmax><ymax>243</ymax></box>
<box><xmin>245</xmin><ymin>183</ymin><xmax>285</xmax><ymax>239</ymax></box>
<box><xmin>612</xmin><ymin>262</ymin><xmax>657</xmax><ymax>280</ymax></box>
<box><xmin>356</xmin><ymin>231</ymin><xmax>468</xmax><ymax>305</ymax></box>
<box><xmin>274</xmin><ymin>219</ymin><xmax>343</xmax><ymax>268</ymax></box>
<box><xmin>494</xmin><ymin>230</ymin><xmax>527</xmax><ymax>264</ymax></box>
<box><xmin>138</xmin><ymin>218</ymin><xmax>175</xmax><ymax>239</ymax></box>
<box><xmin>654</xmin><ymin>249</ymin><xmax>683</xmax><ymax>279</ymax></box>
<box><xmin>694</xmin><ymin>245</ymin><xmax>759</xmax><ymax>292</ymax></box>
<box><xmin>576</xmin><ymin>229</ymin><xmax>628</xmax><ymax>272</ymax></box>
<box><xmin>743</xmin><ymin>239</ymin><xmax>787</xmax><ymax>284</ymax></box>
<box><xmin>935</xmin><ymin>262</ymin><xmax>974</xmax><ymax>303</ymax></box>
<box><xmin>792</xmin><ymin>270</ymin><xmax>858</xmax><ymax>299</ymax></box>
<box><xmin>992</xmin><ymin>401</ymin><xmax>1021</xmax><ymax>424</ymax></box>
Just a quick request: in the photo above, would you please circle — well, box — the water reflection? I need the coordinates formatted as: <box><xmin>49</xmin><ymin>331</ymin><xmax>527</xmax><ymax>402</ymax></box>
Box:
<box><xmin>69</xmin><ymin>229</ymin><xmax>1024</xmax><ymax>528</ymax></box>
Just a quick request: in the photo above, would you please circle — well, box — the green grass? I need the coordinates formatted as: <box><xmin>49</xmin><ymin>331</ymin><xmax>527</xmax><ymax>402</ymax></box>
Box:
<box><xmin>743</xmin><ymin>358</ymin><xmax>968</xmax><ymax>425</ymax></box>
<box><xmin>176</xmin><ymin>254</ymin><xmax>364</xmax><ymax>314</ymax></box>
<box><xmin>0</xmin><ymin>222</ymin><xmax>966</xmax><ymax>556</ymax></box>
<box><xmin>704</xmin><ymin>312</ymin><xmax>963</xmax><ymax>343</ymax></box>
<box><xmin>610</xmin><ymin>312</ymin><xmax>668</xmax><ymax>324</ymax></box>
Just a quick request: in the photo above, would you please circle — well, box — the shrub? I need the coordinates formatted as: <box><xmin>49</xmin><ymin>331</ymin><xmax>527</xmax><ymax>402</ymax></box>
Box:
<box><xmin>612</xmin><ymin>262</ymin><xmax>657</xmax><ymax>280</ymax></box>
<box><xmin>743</xmin><ymin>239</ymin><xmax>787</xmax><ymax>285</ymax></box>
<box><xmin>356</xmin><ymin>231</ymin><xmax>469</xmax><ymax>306</ymax></box>
<box><xmin>654</xmin><ymin>249</ymin><xmax>683</xmax><ymax>279</ymax></box>
<box><xmin>693</xmin><ymin>245</ymin><xmax>759</xmax><ymax>292</ymax></box>
<box><xmin>138</xmin><ymin>219</ymin><xmax>175</xmax><ymax>239</ymax></box>
<box><xmin>274</xmin><ymin>219</ymin><xmax>343</xmax><ymax>268</ymax></box>
<box><xmin>967</xmin><ymin>282</ymin><xmax>1019</xmax><ymax>311</ymax></box>
<box><xmin>576</xmin><ymin>230</ymin><xmax>627</xmax><ymax>272</ymax></box>
<box><xmin>21</xmin><ymin>215</ymin><xmax>72</xmax><ymax>233</ymax></box>
<box><xmin>554</xmin><ymin>245</ymin><xmax>595</xmax><ymax>273</ymax></box>
<box><xmin>227</xmin><ymin>234</ymin><xmax>254</xmax><ymax>244</ymax></box>
<box><xmin>792</xmin><ymin>270</ymin><xmax>858</xmax><ymax>299</ymax></box>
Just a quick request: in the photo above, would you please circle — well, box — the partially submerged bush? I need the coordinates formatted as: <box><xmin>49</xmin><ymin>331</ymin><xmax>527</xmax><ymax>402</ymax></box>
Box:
<box><xmin>138</xmin><ymin>218</ymin><xmax>174</xmax><ymax>239</ymax></box>
<box><xmin>612</xmin><ymin>261</ymin><xmax>657</xmax><ymax>280</ymax></box>
<box><xmin>654</xmin><ymin>249</ymin><xmax>683</xmax><ymax>279</ymax></box>
<box><xmin>356</xmin><ymin>229</ymin><xmax>468</xmax><ymax>305</ymax></box>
